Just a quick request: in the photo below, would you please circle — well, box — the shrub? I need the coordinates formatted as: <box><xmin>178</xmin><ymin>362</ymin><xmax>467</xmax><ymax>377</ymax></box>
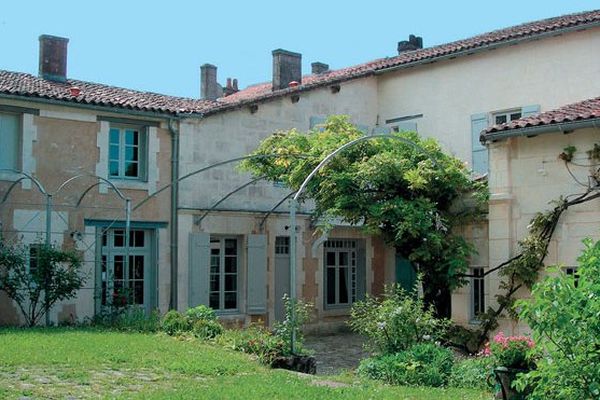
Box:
<box><xmin>349</xmin><ymin>284</ymin><xmax>449</xmax><ymax>354</ymax></box>
<box><xmin>485</xmin><ymin>332</ymin><xmax>534</xmax><ymax>369</ymax></box>
<box><xmin>515</xmin><ymin>237</ymin><xmax>600</xmax><ymax>399</ymax></box>
<box><xmin>92</xmin><ymin>307</ymin><xmax>161</xmax><ymax>332</ymax></box>
<box><xmin>192</xmin><ymin>319</ymin><xmax>223</xmax><ymax>339</ymax></box>
<box><xmin>272</xmin><ymin>294</ymin><xmax>312</xmax><ymax>356</ymax></box>
<box><xmin>161</xmin><ymin>310</ymin><xmax>190</xmax><ymax>335</ymax></box>
<box><xmin>186</xmin><ymin>305</ymin><xmax>218</xmax><ymax>323</ymax></box>
<box><xmin>448</xmin><ymin>356</ymin><xmax>495</xmax><ymax>391</ymax></box>
<box><xmin>216</xmin><ymin>325</ymin><xmax>286</xmax><ymax>365</ymax></box>
<box><xmin>358</xmin><ymin>343</ymin><xmax>454</xmax><ymax>387</ymax></box>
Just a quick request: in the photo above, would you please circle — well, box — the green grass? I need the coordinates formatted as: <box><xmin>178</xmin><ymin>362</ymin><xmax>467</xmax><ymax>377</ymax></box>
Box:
<box><xmin>0</xmin><ymin>328</ymin><xmax>491</xmax><ymax>399</ymax></box>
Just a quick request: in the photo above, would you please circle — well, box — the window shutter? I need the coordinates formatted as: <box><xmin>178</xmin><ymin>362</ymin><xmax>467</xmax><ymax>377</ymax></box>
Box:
<box><xmin>396</xmin><ymin>121</ymin><xmax>417</xmax><ymax>132</ymax></box>
<box><xmin>356</xmin><ymin>124</ymin><xmax>370</xmax><ymax>135</ymax></box>
<box><xmin>247</xmin><ymin>234</ymin><xmax>267</xmax><ymax>314</ymax></box>
<box><xmin>471</xmin><ymin>113</ymin><xmax>489</xmax><ymax>175</ymax></box>
<box><xmin>356</xmin><ymin>240</ymin><xmax>367</xmax><ymax>301</ymax></box>
<box><xmin>521</xmin><ymin>104</ymin><xmax>540</xmax><ymax>118</ymax></box>
<box><xmin>0</xmin><ymin>113</ymin><xmax>19</xmax><ymax>169</ymax></box>
<box><xmin>372</xmin><ymin>126</ymin><xmax>391</xmax><ymax>135</ymax></box>
<box><xmin>188</xmin><ymin>232</ymin><xmax>210</xmax><ymax>308</ymax></box>
<box><xmin>309</xmin><ymin>116</ymin><xmax>327</xmax><ymax>131</ymax></box>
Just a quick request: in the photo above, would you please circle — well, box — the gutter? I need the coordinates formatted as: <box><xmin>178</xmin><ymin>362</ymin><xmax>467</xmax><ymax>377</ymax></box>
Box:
<box><xmin>167</xmin><ymin>118</ymin><xmax>181</xmax><ymax>310</ymax></box>
<box><xmin>481</xmin><ymin>118</ymin><xmax>600</xmax><ymax>144</ymax></box>
<box><xmin>374</xmin><ymin>21</ymin><xmax>600</xmax><ymax>76</ymax></box>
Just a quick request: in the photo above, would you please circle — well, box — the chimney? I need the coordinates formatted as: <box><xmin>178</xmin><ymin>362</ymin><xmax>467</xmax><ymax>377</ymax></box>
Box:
<box><xmin>200</xmin><ymin>63</ymin><xmax>223</xmax><ymax>100</ymax></box>
<box><xmin>311</xmin><ymin>62</ymin><xmax>329</xmax><ymax>74</ymax></box>
<box><xmin>272</xmin><ymin>49</ymin><xmax>302</xmax><ymax>91</ymax></box>
<box><xmin>397</xmin><ymin>34</ymin><xmax>423</xmax><ymax>54</ymax></box>
<box><xmin>39</xmin><ymin>35</ymin><xmax>69</xmax><ymax>82</ymax></box>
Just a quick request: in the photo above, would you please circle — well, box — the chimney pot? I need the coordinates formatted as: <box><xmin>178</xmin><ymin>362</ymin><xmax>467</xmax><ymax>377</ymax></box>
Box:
<box><xmin>39</xmin><ymin>34</ymin><xmax>69</xmax><ymax>82</ymax></box>
<box><xmin>288</xmin><ymin>81</ymin><xmax>299</xmax><ymax>88</ymax></box>
<box><xmin>397</xmin><ymin>34</ymin><xmax>423</xmax><ymax>54</ymax></box>
<box><xmin>200</xmin><ymin>63</ymin><xmax>223</xmax><ymax>100</ymax></box>
<box><xmin>272</xmin><ymin>49</ymin><xmax>302</xmax><ymax>91</ymax></box>
<box><xmin>311</xmin><ymin>62</ymin><xmax>329</xmax><ymax>74</ymax></box>
<box><xmin>69</xmin><ymin>86</ymin><xmax>81</xmax><ymax>97</ymax></box>
<box><xmin>232</xmin><ymin>79</ymin><xmax>238</xmax><ymax>91</ymax></box>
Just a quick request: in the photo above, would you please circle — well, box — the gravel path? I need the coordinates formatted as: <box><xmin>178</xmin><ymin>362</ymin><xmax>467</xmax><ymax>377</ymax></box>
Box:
<box><xmin>304</xmin><ymin>333</ymin><xmax>371</xmax><ymax>375</ymax></box>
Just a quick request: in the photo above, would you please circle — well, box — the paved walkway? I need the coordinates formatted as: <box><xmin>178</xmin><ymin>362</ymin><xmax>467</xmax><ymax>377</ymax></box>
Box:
<box><xmin>303</xmin><ymin>333</ymin><xmax>370</xmax><ymax>375</ymax></box>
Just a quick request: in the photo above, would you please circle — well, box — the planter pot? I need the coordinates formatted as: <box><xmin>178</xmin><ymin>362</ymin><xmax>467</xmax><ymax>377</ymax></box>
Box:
<box><xmin>271</xmin><ymin>355</ymin><xmax>317</xmax><ymax>374</ymax></box>
<box><xmin>493</xmin><ymin>367</ymin><xmax>531</xmax><ymax>400</ymax></box>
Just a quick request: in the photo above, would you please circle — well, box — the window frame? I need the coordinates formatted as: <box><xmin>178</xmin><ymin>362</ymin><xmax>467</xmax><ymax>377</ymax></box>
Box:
<box><xmin>208</xmin><ymin>236</ymin><xmax>241</xmax><ymax>313</ymax></box>
<box><xmin>323</xmin><ymin>239</ymin><xmax>358</xmax><ymax>309</ymax></box>
<box><xmin>491</xmin><ymin>109</ymin><xmax>522</xmax><ymax>126</ymax></box>
<box><xmin>108</xmin><ymin>123</ymin><xmax>148</xmax><ymax>181</ymax></box>
<box><xmin>470</xmin><ymin>266</ymin><xmax>486</xmax><ymax>322</ymax></box>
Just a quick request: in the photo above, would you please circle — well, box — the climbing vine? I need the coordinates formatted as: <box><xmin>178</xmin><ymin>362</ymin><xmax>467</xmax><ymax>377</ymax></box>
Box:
<box><xmin>455</xmin><ymin>144</ymin><xmax>600</xmax><ymax>350</ymax></box>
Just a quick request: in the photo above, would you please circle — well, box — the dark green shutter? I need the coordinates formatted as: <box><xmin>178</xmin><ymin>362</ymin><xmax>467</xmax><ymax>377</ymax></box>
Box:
<box><xmin>471</xmin><ymin>113</ymin><xmax>489</xmax><ymax>175</ymax></box>
<box><xmin>188</xmin><ymin>232</ymin><xmax>210</xmax><ymax>308</ymax></box>
<box><xmin>247</xmin><ymin>234</ymin><xmax>267</xmax><ymax>314</ymax></box>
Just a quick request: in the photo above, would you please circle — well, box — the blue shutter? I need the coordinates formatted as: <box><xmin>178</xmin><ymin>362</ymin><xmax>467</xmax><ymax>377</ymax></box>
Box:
<box><xmin>0</xmin><ymin>113</ymin><xmax>19</xmax><ymax>169</ymax></box>
<box><xmin>471</xmin><ymin>113</ymin><xmax>489</xmax><ymax>175</ymax></box>
<box><xmin>309</xmin><ymin>116</ymin><xmax>327</xmax><ymax>131</ymax></box>
<box><xmin>396</xmin><ymin>121</ymin><xmax>417</xmax><ymax>133</ymax></box>
<box><xmin>372</xmin><ymin>126</ymin><xmax>391</xmax><ymax>135</ymax></box>
<box><xmin>247</xmin><ymin>234</ymin><xmax>267</xmax><ymax>314</ymax></box>
<box><xmin>356</xmin><ymin>124</ymin><xmax>370</xmax><ymax>135</ymax></box>
<box><xmin>521</xmin><ymin>104</ymin><xmax>540</xmax><ymax>118</ymax></box>
<box><xmin>188</xmin><ymin>232</ymin><xmax>210</xmax><ymax>308</ymax></box>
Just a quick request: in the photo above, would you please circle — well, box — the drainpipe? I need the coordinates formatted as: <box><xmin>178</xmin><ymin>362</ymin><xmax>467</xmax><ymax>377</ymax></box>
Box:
<box><xmin>168</xmin><ymin>118</ymin><xmax>180</xmax><ymax>310</ymax></box>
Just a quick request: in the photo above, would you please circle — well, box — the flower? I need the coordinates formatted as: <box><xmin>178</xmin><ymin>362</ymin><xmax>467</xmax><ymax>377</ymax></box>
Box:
<box><xmin>488</xmin><ymin>331</ymin><xmax>535</xmax><ymax>369</ymax></box>
<box><xmin>377</xmin><ymin>321</ymin><xmax>387</xmax><ymax>330</ymax></box>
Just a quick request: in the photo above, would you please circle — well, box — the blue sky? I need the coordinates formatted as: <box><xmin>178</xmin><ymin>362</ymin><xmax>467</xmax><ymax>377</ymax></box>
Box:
<box><xmin>1</xmin><ymin>1</ymin><xmax>597</xmax><ymax>98</ymax></box>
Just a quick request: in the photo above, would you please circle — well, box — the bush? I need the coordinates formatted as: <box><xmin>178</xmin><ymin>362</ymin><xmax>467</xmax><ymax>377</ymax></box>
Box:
<box><xmin>515</xmin><ymin>237</ymin><xmax>600</xmax><ymax>399</ymax></box>
<box><xmin>90</xmin><ymin>307</ymin><xmax>161</xmax><ymax>332</ymax></box>
<box><xmin>161</xmin><ymin>310</ymin><xmax>190</xmax><ymax>335</ymax></box>
<box><xmin>358</xmin><ymin>343</ymin><xmax>454</xmax><ymax>387</ymax></box>
<box><xmin>186</xmin><ymin>305</ymin><xmax>218</xmax><ymax>323</ymax></box>
<box><xmin>448</xmin><ymin>356</ymin><xmax>495</xmax><ymax>391</ymax></box>
<box><xmin>216</xmin><ymin>325</ymin><xmax>286</xmax><ymax>365</ymax></box>
<box><xmin>486</xmin><ymin>332</ymin><xmax>534</xmax><ymax>369</ymax></box>
<box><xmin>192</xmin><ymin>319</ymin><xmax>223</xmax><ymax>339</ymax></box>
<box><xmin>272</xmin><ymin>294</ymin><xmax>312</xmax><ymax>356</ymax></box>
<box><xmin>349</xmin><ymin>284</ymin><xmax>449</xmax><ymax>354</ymax></box>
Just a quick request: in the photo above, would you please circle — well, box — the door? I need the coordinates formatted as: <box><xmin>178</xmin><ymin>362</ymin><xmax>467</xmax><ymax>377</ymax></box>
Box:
<box><xmin>274</xmin><ymin>236</ymin><xmax>290</xmax><ymax>321</ymax></box>
<box><xmin>395</xmin><ymin>253</ymin><xmax>417</xmax><ymax>293</ymax></box>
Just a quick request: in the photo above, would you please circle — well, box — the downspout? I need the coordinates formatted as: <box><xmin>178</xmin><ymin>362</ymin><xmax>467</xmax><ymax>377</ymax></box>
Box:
<box><xmin>168</xmin><ymin>118</ymin><xmax>180</xmax><ymax>310</ymax></box>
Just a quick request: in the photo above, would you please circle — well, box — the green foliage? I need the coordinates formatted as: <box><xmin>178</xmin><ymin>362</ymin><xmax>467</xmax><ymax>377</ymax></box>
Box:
<box><xmin>272</xmin><ymin>294</ymin><xmax>313</xmax><ymax>355</ymax></box>
<box><xmin>487</xmin><ymin>332</ymin><xmax>534</xmax><ymax>370</ymax></box>
<box><xmin>92</xmin><ymin>307</ymin><xmax>161</xmax><ymax>332</ymax></box>
<box><xmin>558</xmin><ymin>145</ymin><xmax>577</xmax><ymax>162</ymax></box>
<box><xmin>161</xmin><ymin>310</ymin><xmax>190</xmax><ymax>335</ymax></box>
<box><xmin>515</xmin><ymin>237</ymin><xmax>600</xmax><ymax>400</ymax></box>
<box><xmin>358</xmin><ymin>343</ymin><xmax>454</xmax><ymax>387</ymax></box>
<box><xmin>349</xmin><ymin>285</ymin><xmax>449</xmax><ymax>354</ymax></box>
<box><xmin>448</xmin><ymin>357</ymin><xmax>495</xmax><ymax>391</ymax></box>
<box><xmin>216</xmin><ymin>325</ymin><xmax>287</xmax><ymax>365</ymax></box>
<box><xmin>240</xmin><ymin>115</ymin><xmax>488</xmax><ymax>316</ymax></box>
<box><xmin>191</xmin><ymin>319</ymin><xmax>223</xmax><ymax>339</ymax></box>
<box><xmin>186</xmin><ymin>304</ymin><xmax>218</xmax><ymax>322</ymax></box>
<box><xmin>0</xmin><ymin>239</ymin><xmax>85</xmax><ymax>326</ymax></box>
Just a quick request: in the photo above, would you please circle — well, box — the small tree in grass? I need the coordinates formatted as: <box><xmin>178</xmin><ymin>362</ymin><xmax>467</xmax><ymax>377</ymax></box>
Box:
<box><xmin>0</xmin><ymin>239</ymin><xmax>85</xmax><ymax>326</ymax></box>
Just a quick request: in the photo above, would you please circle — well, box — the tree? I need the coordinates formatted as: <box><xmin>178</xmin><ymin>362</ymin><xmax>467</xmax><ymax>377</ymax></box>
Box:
<box><xmin>0</xmin><ymin>239</ymin><xmax>85</xmax><ymax>326</ymax></box>
<box><xmin>241</xmin><ymin>116</ymin><xmax>487</xmax><ymax>317</ymax></box>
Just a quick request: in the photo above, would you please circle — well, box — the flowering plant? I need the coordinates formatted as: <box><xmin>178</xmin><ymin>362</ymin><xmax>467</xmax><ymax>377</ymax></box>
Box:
<box><xmin>481</xmin><ymin>332</ymin><xmax>534</xmax><ymax>369</ymax></box>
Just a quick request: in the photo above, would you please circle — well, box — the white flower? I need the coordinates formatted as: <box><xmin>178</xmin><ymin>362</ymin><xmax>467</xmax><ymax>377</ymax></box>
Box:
<box><xmin>422</xmin><ymin>335</ymin><xmax>431</xmax><ymax>341</ymax></box>
<box><xmin>377</xmin><ymin>321</ymin><xmax>387</xmax><ymax>330</ymax></box>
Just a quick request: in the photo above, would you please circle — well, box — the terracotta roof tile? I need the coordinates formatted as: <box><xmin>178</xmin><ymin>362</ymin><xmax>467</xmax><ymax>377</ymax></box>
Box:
<box><xmin>482</xmin><ymin>96</ymin><xmax>600</xmax><ymax>138</ymax></box>
<box><xmin>1</xmin><ymin>10</ymin><xmax>599</xmax><ymax>116</ymax></box>
<box><xmin>0</xmin><ymin>70</ymin><xmax>215</xmax><ymax>115</ymax></box>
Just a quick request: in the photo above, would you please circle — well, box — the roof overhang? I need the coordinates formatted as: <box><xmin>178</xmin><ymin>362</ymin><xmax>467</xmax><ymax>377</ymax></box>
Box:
<box><xmin>481</xmin><ymin>117</ymin><xmax>600</xmax><ymax>144</ymax></box>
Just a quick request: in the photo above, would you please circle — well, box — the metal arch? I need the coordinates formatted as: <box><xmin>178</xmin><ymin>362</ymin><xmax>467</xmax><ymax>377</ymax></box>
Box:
<box><xmin>0</xmin><ymin>168</ymin><xmax>47</xmax><ymax>197</ymax></box>
<box><xmin>1</xmin><ymin>177</ymin><xmax>29</xmax><ymax>204</ymax></box>
<box><xmin>258</xmin><ymin>190</ymin><xmax>297</xmax><ymax>230</ymax></box>
<box><xmin>75</xmin><ymin>176</ymin><xmax>128</xmax><ymax>207</ymax></box>
<box><xmin>287</xmin><ymin>133</ymin><xmax>437</xmax><ymax>354</ymax></box>
<box><xmin>132</xmin><ymin>153</ymin><xmax>307</xmax><ymax>212</ymax></box>
<box><xmin>195</xmin><ymin>175</ymin><xmax>267</xmax><ymax>225</ymax></box>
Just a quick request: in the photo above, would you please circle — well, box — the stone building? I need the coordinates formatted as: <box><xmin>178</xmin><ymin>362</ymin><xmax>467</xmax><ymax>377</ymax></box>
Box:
<box><xmin>1</xmin><ymin>10</ymin><xmax>599</xmax><ymax>334</ymax></box>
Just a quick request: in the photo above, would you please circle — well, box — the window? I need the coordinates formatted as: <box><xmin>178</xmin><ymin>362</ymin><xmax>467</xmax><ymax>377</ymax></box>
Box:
<box><xmin>209</xmin><ymin>237</ymin><xmax>239</xmax><ymax>311</ymax></box>
<box><xmin>108</xmin><ymin>125</ymin><xmax>147</xmax><ymax>180</ymax></box>
<box><xmin>28</xmin><ymin>244</ymin><xmax>42</xmax><ymax>278</ymax></box>
<box><xmin>492</xmin><ymin>110</ymin><xmax>522</xmax><ymax>126</ymax></box>
<box><xmin>0</xmin><ymin>112</ymin><xmax>20</xmax><ymax>170</ymax></box>
<box><xmin>275</xmin><ymin>236</ymin><xmax>290</xmax><ymax>255</ymax></box>
<box><xmin>99</xmin><ymin>228</ymin><xmax>152</xmax><ymax>308</ymax></box>
<box><xmin>471</xmin><ymin>267</ymin><xmax>486</xmax><ymax>319</ymax></box>
<box><xmin>324</xmin><ymin>239</ymin><xmax>357</xmax><ymax>307</ymax></box>
<box><xmin>565</xmin><ymin>266</ymin><xmax>580</xmax><ymax>287</ymax></box>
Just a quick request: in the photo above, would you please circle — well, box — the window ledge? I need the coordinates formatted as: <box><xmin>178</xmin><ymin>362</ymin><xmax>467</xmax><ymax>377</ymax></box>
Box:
<box><xmin>0</xmin><ymin>170</ymin><xmax>22</xmax><ymax>182</ymax></box>
<box><xmin>109</xmin><ymin>179</ymin><xmax>150</xmax><ymax>192</ymax></box>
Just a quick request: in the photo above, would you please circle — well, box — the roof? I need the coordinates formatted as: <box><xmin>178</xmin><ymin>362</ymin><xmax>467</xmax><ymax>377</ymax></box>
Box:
<box><xmin>1</xmin><ymin>9</ymin><xmax>599</xmax><ymax>117</ymax></box>
<box><xmin>482</xmin><ymin>96</ymin><xmax>600</xmax><ymax>142</ymax></box>
<box><xmin>0</xmin><ymin>70</ymin><xmax>214</xmax><ymax>115</ymax></box>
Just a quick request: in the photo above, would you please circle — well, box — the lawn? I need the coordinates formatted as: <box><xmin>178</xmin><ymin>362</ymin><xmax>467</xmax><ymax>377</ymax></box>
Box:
<box><xmin>0</xmin><ymin>328</ymin><xmax>490</xmax><ymax>399</ymax></box>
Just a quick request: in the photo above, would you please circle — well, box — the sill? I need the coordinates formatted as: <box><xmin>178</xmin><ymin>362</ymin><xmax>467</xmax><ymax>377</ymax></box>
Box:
<box><xmin>109</xmin><ymin>178</ymin><xmax>150</xmax><ymax>191</ymax></box>
<box><xmin>0</xmin><ymin>170</ymin><xmax>22</xmax><ymax>182</ymax></box>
